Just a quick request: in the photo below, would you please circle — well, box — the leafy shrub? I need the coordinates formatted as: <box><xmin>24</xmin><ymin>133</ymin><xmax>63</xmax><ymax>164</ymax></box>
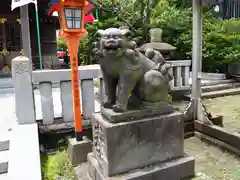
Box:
<box><xmin>56</xmin><ymin>38</ymin><xmax>67</xmax><ymax>51</ymax></box>
<box><xmin>203</xmin><ymin>18</ymin><xmax>240</xmax><ymax>72</ymax></box>
<box><xmin>151</xmin><ymin>2</ymin><xmax>240</xmax><ymax>72</ymax></box>
<box><xmin>151</xmin><ymin>5</ymin><xmax>192</xmax><ymax>60</ymax></box>
<box><xmin>41</xmin><ymin>151</ymin><xmax>76</xmax><ymax>180</ymax></box>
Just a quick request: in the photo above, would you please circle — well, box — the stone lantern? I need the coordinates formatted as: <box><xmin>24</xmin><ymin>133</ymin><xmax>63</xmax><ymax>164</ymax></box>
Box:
<box><xmin>138</xmin><ymin>28</ymin><xmax>176</xmax><ymax>60</ymax></box>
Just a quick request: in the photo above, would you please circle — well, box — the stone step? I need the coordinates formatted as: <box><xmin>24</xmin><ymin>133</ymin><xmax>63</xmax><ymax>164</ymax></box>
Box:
<box><xmin>0</xmin><ymin>150</ymin><xmax>8</xmax><ymax>174</ymax></box>
<box><xmin>0</xmin><ymin>131</ymin><xmax>10</xmax><ymax>151</ymax></box>
<box><xmin>185</xmin><ymin>88</ymin><xmax>240</xmax><ymax>100</ymax></box>
<box><xmin>201</xmin><ymin>82</ymin><xmax>240</xmax><ymax>93</ymax></box>
<box><xmin>202</xmin><ymin>88</ymin><xmax>240</xmax><ymax>99</ymax></box>
<box><xmin>190</xmin><ymin>72</ymin><xmax>226</xmax><ymax>80</ymax></box>
<box><xmin>197</xmin><ymin>79</ymin><xmax>234</xmax><ymax>86</ymax></box>
<box><xmin>0</xmin><ymin>78</ymin><xmax>13</xmax><ymax>89</ymax></box>
<box><xmin>0</xmin><ymin>88</ymin><xmax>14</xmax><ymax>94</ymax></box>
<box><xmin>0</xmin><ymin>173</ymin><xmax>7</xmax><ymax>180</ymax></box>
<box><xmin>200</xmin><ymin>79</ymin><xmax>236</xmax><ymax>87</ymax></box>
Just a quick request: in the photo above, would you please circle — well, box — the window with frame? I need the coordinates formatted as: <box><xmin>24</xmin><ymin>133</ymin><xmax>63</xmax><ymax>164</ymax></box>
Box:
<box><xmin>64</xmin><ymin>8</ymin><xmax>82</xmax><ymax>29</ymax></box>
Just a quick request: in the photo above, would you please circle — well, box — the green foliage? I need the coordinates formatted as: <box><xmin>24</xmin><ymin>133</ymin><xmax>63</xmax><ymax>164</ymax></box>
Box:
<box><xmin>203</xmin><ymin>18</ymin><xmax>240</xmax><ymax>72</ymax></box>
<box><xmin>56</xmin><ymin>38</ymin><xmax>67</xmax><ymax>51</ymax></box>
<box><xmin>41</xmin><ymin>151</ymin><xmax>76</xmax><ymax>180</ymax></box>
<box><xmin>77</xmin><ymin>0</ymin><xmax>160</xmax><ymax>64</ymax></box>
<box><xmin>151</xmin><ymin>1</ymin><xmax>240</xmax><ymax>72</ymax></box>
<box><xmin>55</xmin><ymin>0</ymin><xmax>240</xmax><ymax>73</ymax></box>
<box><xmin>151</xmin><ymin>4</ymin><xmax>192</xmax><ymax>60</ymax></box>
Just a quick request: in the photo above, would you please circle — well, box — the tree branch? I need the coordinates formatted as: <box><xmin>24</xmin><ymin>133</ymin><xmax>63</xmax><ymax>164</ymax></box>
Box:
<box><xmin>88</xmin><ymin>0</ymin><xmax>139</xmax><ymax>34</ymax></box>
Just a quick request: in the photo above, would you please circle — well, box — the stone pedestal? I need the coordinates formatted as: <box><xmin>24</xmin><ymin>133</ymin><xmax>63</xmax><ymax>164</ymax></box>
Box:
<box><xmin>68</xmin><ymin>136</ymin><xmax>92</xmax><ymax>166</ymax></box>
<box><xmin>87</xmin><ymin>110</ymin><xmax>195</xmax><ymax>180</ymax></box>
<box><xmin>87</xmin><ymin>153</ymin><xmax>194</xmax><ymax>180</ymax></box>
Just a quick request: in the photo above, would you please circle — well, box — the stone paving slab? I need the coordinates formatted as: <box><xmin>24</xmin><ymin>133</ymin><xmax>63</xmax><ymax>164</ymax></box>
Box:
<box><xmin>0</xmin><ymin>93</ymin><xmax>16</xmax><ymax>131</ymax></box>
<box><xmin>0</xmin><ymin>150</ymin><xmax>8</xmax><ymax>174</ymax></box>
<box><xmin>0</xmin><ymin>130</ymin><xmax>10</xmax><ymax>151</ymax></box>
<box><xmin>0</xmin><ymin>173</ymin><xmax>8</xmax><ymax>180</ymax></box>
<box><xmin>0</xmin><ymin>78</ymin><xmax>13</xmax><ymax>89</ymax></box>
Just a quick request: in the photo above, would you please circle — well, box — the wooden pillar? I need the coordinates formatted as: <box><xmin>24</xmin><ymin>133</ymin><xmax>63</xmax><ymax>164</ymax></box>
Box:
<box><xmin>1</xmin><ymin>23</ymin><xmax>6</xmax><ymax>50</ymax></box>
<box><xmin>191</xmin><ymin>0</ymin><xmax>202</xmax><ymax>120</ymax></box>
<box><xmin>1</xmin><ymin>21</ymin><xmax>7</xmax><ymax>66</ymax></box>
<box><xmin>20</xmin><ymin>5</ymin><xmax>32</xmax><ymax>70</ymax></box>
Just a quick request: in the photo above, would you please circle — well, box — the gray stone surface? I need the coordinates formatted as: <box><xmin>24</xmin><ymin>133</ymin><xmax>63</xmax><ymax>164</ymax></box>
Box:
<box><xmin>190</xmin><ymin>72</ymin><xmax>226</xmax><ymax>80</ymax></box>
<box><xmin>150</xmin><ymin>28</ymin><xmax>163</xmax><ymax>43</ymax></box>
<box><xmin>0</xmin><ymin>92</ymin><xmax>17</xmax><ymax>131</ymax></box>
<box><xmin>0</xmin><ymin>150</ymin><xmax>8</xmax><ymax>174</ymax></box>
<box><xmin>95</xmin><ymin>28</ymin><xmax>173</xmax><ymax>113</ymax></box>
<box><xmin>0</xmin><ymin>130</ymin><xmax>10</xmax><ymax>151</ymax></box>
<box><xmin>32</xmin><ymin>64</ymin><xmax>102</xmax><ymax>83</ymax></box>
<box><xmin>68</xmin><ymin>136</ymin><xmax>92</xmax><ymax>166</ymax></box>
<box><xmin>87</xmin><ymin>152</ymin><xmax>195</xmax><ymax>180</ymax></box>
<box><xmin>92</xmin><ymin>112</ymin><xmax>184</xmax><ymax>176</ymax></box>
<box><xmin>0</xmin><ymin>78</ymin><xmax>13</xmax><ymax>89</ymax></box>
<box><xmin>8</xmin><ymin>123</ymin><xmax>42</xmax><ymax>180</ymax></box>
<box><xmin>12</xmin><ymin>56</ymin><xmax>35</xmax><ymax>124</ymax></box>
<box><xmin>75</xmin><ymin>162</ymin><xmax>89</xmax><ymax>180</ymax></box>
<box><xmin>101</xmin><ymin>102</ymin><xmax>175</xmax><ymax>123</ymax></box>
<box><xmin>138</xmin><ymin>42</ymin><xmax>177</xmax><ymax>53</ymax></box>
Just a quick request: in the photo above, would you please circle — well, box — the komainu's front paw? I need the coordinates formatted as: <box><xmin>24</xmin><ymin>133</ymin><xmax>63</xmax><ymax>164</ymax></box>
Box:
<box><xmin>112</xmin><ymin>104</ymin><xmax>126</xmax><ymax>113</ymax></box>
<box><xmin>102</xmin><ymin>101</ymin><xmax>112</xmax><ymax>109</ymax></box>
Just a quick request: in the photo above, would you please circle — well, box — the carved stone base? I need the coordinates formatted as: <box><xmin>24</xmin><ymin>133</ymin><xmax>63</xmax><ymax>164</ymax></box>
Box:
<box><xmin>101</xmin><ymin>102</ymin><xmax>175</xmax><ymax>123</ymax></box>
<box><xmin>87</xmin><ymin>152</ymin><xmax>195</xmax><ymax>180</ymax></box>
<box><xmin>92</xmin><ymin>112</ymin><xmax>185</xmax><ymax>177</ymax></box>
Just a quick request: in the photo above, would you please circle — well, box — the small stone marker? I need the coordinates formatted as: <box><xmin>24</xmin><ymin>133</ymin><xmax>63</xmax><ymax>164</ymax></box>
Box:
<box><xmin>68</xmin><ymin>136</ymin><xmax>92</xmax><ymax>166</ymax></box>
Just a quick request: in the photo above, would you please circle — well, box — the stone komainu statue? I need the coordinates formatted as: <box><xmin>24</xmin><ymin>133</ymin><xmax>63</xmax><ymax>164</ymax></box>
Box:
<box><xmin>93</xmin><ymin>28</ymin><xmax>173</xmax><ymax>113</ymax></box>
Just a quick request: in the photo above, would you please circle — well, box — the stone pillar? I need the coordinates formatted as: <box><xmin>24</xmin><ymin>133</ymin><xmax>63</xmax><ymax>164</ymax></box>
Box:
<box><xmin>85</xmin><ymin>106</ymin><xmax>195</xmax><ymax>180</ymax></box>
<box><xmin>12</xmin><ymin>56</ymin><xmax>36</xmax><ymax>124</ymax></box>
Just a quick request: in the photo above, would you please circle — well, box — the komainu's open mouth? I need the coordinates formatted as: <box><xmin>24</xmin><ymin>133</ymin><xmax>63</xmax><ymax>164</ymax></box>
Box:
<box><xmin>103</xmin><ymin>46</ymin><xmax>120</xmax><ymax>54</ymax></box>
<box><xmin>104</xmin><ymin>46</ymin><xmax>118</xmax><ymax>50</ymax></box>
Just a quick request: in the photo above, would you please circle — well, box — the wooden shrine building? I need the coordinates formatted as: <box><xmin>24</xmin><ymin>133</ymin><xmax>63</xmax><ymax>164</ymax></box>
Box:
<box><xmin>0</xmin><ymin>0</ymin><xmax>58</xmax><ymax>77</ymax></box>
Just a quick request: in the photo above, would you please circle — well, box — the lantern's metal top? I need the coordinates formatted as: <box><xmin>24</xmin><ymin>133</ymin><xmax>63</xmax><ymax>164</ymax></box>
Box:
<box><xmin>49</xmin><ymin>0</ymin><xmax>93</xmax><ymax>16</ymax></box>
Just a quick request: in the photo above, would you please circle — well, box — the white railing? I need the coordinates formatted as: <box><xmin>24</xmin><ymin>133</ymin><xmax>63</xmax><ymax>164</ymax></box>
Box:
<box><xmin>32</xmin><ymin>65</ymin><xmax>101</xmax><ymax>125</ymax></box>
<box><xmin>168</xmin><ymin>60</ymin><xmax>191</xmax><ymax>91</ymax></box>
<box><xmin>12</xmin><ymin>56</ymin><xmax>191</xmax><ymax>125</ymax></box>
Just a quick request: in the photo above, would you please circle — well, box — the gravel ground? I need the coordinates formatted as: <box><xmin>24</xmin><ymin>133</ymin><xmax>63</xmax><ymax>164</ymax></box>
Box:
<box><xmin>186</xmin><ymin>137</ymin><xmax>240</xmax><ymax>180</ymax></box>
<box><xmin>204</xmin><ymin>95</ymin><xmax>240</xmax><ymax>133</ymax></box>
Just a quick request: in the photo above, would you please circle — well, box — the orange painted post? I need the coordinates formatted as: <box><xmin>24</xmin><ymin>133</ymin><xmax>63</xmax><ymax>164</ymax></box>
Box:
<box><xmin>49</xmin><ymin>0</ymin><xmax>89</xmax><ymax>141</ymax></box>
<box><xmin>67</xmin><ymin>34</ymin><xmax>83</xmax><ymax>141</ymax></box>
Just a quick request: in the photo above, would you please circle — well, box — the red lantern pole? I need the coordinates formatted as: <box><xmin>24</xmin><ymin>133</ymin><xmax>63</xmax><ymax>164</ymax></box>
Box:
<box><xmin>66</xmin><ymin>33</ymin><xmax>84</xmax><ymax>141</ymax></box>
<box><xmin>51</xmin><ymin>0</ymin><xmax>88</xmax><ymax>141</ymax></box>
